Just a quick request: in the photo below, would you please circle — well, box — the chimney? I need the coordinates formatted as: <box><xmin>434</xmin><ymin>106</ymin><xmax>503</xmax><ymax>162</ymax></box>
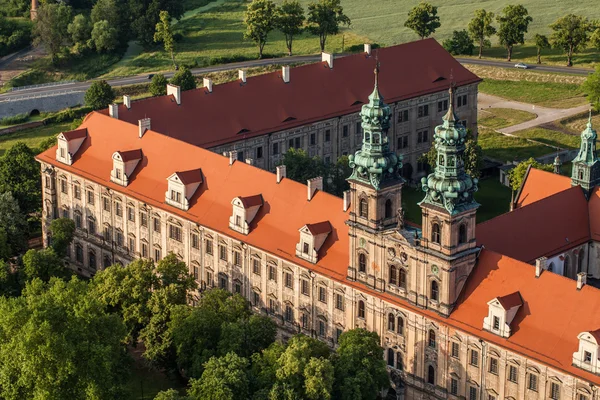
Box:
<box><xmin>239</xmin><ymin>70</ymin><xmax>246</xmax><ymax>83</ymax></box>
<box><xmin>167</xmin><ymin>83</ymin><xmax>181</xmax><ymax>105</ymax></box>
<box><xmin>343</xmin><ymin>190</ymin><xmax>351</xmax><ymax>212</ymax></box>
<box><xmin>322</xmin><ymin>52</ymin><xmax>333</xmax><ymax>69</ymax></box>
<box><xmin>282</xmin><ymin>66</ymin><xmax>290</xmax><ymax>83</ymax></box>
<box><xmin>535</xmin><ymin>256</ymin><xmax>547</xmax><ymax>278</ymax></box>
<box><xmin>138</xmin><ymin>118</ymin><xmax>151</xmax><ymax>138</ymax></box>
<box><xmin>123</xmin><ymin>95</ymin><xmax>131</xmax><ymax>109</ymax></box>
<box><xmin>229</xmin><ymin>151</ymin><xmax>235</xmax><ymax>166</ymax></box>
<box><xmin>577</xmin><ymin>272</ymin><xmax>587</xmax><ymax>290</ymax></box>
<box><xmin>276</xmin><ymin>165</ymin><xmax>286</xmax><ymax>183</ymax></box>
<box><xmin>364</xmin><ymin>43</ymin><xmax>372</xmax><ymax>55</ymax></box>
<box><xmin>245</xmin><ymin>158</ymin><xmax>253</xmax><ymax>165</ymax></box>
<box><xmin>108</xmin><ymin>103</ymin><xmax>118</xmax><ymax>119</ymax></box>
<box><xmin>203</xmin><ymin>77</ymin><xmax>213</xmax><ymax>93</ymax></box>
<box><xmin>307</xmin><ymin>176</ymin><xmax>323</xmax><ymax>201</ymax></box>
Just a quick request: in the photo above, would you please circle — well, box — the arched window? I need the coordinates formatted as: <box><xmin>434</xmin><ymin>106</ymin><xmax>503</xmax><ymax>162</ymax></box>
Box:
<box><xmin>548</xmin><ymin>262</ymin><xmax>554</xmax><ymax>272</ymax></box>
<box><xmin>431</xmin><ymin>222</ymin><xmax>441</xmax><ymax>244</ymax></box>
<box><xmin>388</xmin><ymin>313</ymin><xmax>395</xmax><ymax>331</ymax></box>
<box><xmin>75</xmin><ymin>244</ymin><xmax>83</xmax><ymax>263</ymax></box>
<box><xmin>427</xmin><ymin>365</ymin><xmax>435</xmax><ymax>384</ymax></box>
<box><xmin>431</xmin><ymin>280</ymin><xmax>439</xmax><ymax>301</ymax></box>
<box><xmin>399</xmin><ymin>268</ymin><xmax>407</xmax><ymax>289</ymax></box>
<box><xmin>387</xmin><ymin>348</ymin><xmax>395</xmax><ymax>367</ymax></box>
<box><xmin>389</xmin><ymin>265</ymin><xmax>397</xmax><ymax>285</ymax></box>
<box><xmin>458</xmin><ymin>224</ymin><xmax>467</xmax><ymax>245</ymax></box>
<box><xmin>396</xmin><ymin>352</ymin><xmax>403</xmax><ymax>371</ymax></box>
<box><xmin>357</xmin><ymin>300</ymin><xmax>365</xmax><ymax>319</ymax></box>
<box><xmin>359</xmin><ymin>198</ymin><xmax>368</xmax><ymax>218</ymax></box>
<box><xmin>564</xmin><ymin>255</ymin><xmax>571</xmax><ymax>277</ymax></box>
<box><xmin>88</xmin><ymin>251</ymin><xmax>96</xmax><ymax>270</ymax></box>
<box><xmin>358</xmin><ymin>253</ymin><xmax>367</xmax><ymax>273</ymax></box>
<box><xmin>578</xmin><ymin>249</ymin><xmax>585</xmax><ymax>274</ymax></box>
<box><xmin>385</xmin><ymin>199</ymin><xmax>393</xmax><ymax>219</ymax></box>
<box><xmin>397</xmin><ymin>316</ymin><xmax>404</xmax><ymax>336</ymax></box>
<box><xmin>579</xmin><ymin>171</ymin><xmax>584</xmax><ymax>180</ymax></box>
<box><xmin>428</xmin><ymin>329</ymin><xmax>436</xmax><ymax>348</ymax></box>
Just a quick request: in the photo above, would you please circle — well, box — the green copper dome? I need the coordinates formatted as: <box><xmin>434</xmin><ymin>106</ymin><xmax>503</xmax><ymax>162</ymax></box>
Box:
<box><xmin>572</xmin><ymin>111</ymin><xmax>597</xmax><ymax>165</ymax></box>
<box><xmin>419</xmin><ymin>86</ymin><xmax>478</xmax><ymax>215</ymax></box>
<box><xmin>348</xmin><ymin>66</ymin><xmax>402</xmax><ymax>190</ymax></box>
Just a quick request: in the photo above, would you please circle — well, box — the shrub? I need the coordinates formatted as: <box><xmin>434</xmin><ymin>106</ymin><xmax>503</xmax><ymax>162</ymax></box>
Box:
<box><xmin>84</xmin><ymin>80</ymin><xmax>115</xmax><ymax>110</ymax></box>
<box><xmin>170</xmin><ymin>67</ymin><xmax>196</xmax><ymax>91</ymax></box>
<box><xmin>0</xmin><ymin>113</ymin><xmax>29</xmax><ymax>126</ymax></box>
<box><xmin>149</xmin><ymin>74</ymin><xmax>168</xmax><ymax>96</ymax></box>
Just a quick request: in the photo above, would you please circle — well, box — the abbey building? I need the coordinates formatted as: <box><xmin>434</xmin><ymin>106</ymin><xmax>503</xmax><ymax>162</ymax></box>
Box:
<box><xmin>37</xmin><ymin>61</ymin><xmax>600</xmax><ymax>399</ymax></box>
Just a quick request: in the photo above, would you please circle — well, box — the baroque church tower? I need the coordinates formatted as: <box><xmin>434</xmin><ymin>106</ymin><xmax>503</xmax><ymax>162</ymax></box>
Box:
<box><xmin>418</xmin><ymin>84</ymin><xmax>479</xmax><ymax>316</ymax></box>
<box><xmin>346</xmin><ymin>65</ymin><xmax>403</xmax><ymax>290</ymax></box>
<box><xmin>571</xmin><ymin>111</ymin><xmax>599</xmax><ymax>196</ymax></box>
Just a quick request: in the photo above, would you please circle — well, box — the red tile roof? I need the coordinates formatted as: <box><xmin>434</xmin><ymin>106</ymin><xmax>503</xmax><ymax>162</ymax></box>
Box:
<box><xmin>590</xmin><ymin>329</ymin><xmax>600</xmax><ymax>344</ymax></box>
<box><xmin>117</xmin><ymin>149</ymin><xmax>143</xmax><ymax>162</ymax></box>
<box><xmin>477</xmin><ymin>186</ymin><xmax>590</xmax><ymax>263</ymax></box>
<box><xmin>106</xmin><ymin>39</ymin><xmax>480</xmax><ymax>148</ymax></box>
<box><xmin>239</xmin><ymin>194</ymin><xmax>263</xmax><ymax>209</ymax></box>
<box><xmin>62</xmin><ymin>128</ymin><xmax>87</xmax><ymax>140</ymax></box>
<box><xmin>587</xmin><ymin>187</ymin><xmax>600</xmax><ymax>241</ymax></box>
<box><xmin>306</xmin><ymin>221</ymin><xmax>332</xmax><ymax>235</ymax></box>
<box><xmin>176</xmin><ymin>168</ymin><xmax>203</xmax><ymax>185</ymax></box>
<box><xmin>515</xmin><ymin>168</ymin><xmax>571</xmax><ymax>209</ymax></box>
<box><xmin>497</xmin><ymin>291</ymin><xmax>523</xmax><ymax>310</ymax></box>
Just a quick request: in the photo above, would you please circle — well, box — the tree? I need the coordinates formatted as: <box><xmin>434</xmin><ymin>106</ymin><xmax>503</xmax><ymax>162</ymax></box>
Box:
<box><xmin>170</xmin><ymin>67</ymin><xmax>197</xmax><ymax>91</ymax></box>
<box><xmin>22</xmin><ymin>248</ymin><xmax>70</xmax><ymax>283</ymax></box>
<box><xmin>249</xmin><ymin>341</ymin><xmax>286</xmax><ymax>396</ymax></box>
<box><xmin>155</xmin><ymin>10</ymin><xmax>176</xmax><ymax>69</ymax></box>
<box><xmin>275</xmin><ymin>0</ymin><xmax>305</xmax><ymax>56</ymax></box>
<box><xmin>0</xmin><ymin>278</ymin><xmax>129</xmax><ymax>399</ymax></box>
<box><xmin>0</xmin><ymin>141</ymin><xmax>41</xmax><ymax>216</ymax></box>
<box><xmin>467</xmin><ymin>9</ymin><xmax>496</xmax><ymax>58</ymax></box>
<box><xmin>306</xmin><ymin>0</ymin><xmax>350</xmax><ymax>52</ymax></box>
<box><xmin>282</xmin><ymin>148</ymin><xmax>326</xmax><ymax>186</ymax></box>
<box><xmin>404</xmin><ymin>2</ymin><xmax>441</xmax><ymax>40</ymax></box>
<box><xmin>582</xmin><ymin>66</ymin><xmax>600</xmax><ymax>112</ymax></box>
<box><xmin>67</xmin><ymin>14</ymin><xmax>91</xmax><ymax>53</ymax></box>
<box><xmin>84</xmin><ymin>80</ymin><xmax>115</xmax><ymax>110</ymax></box>
<box><xmin>550</xmin><ymin>14</ymin><xmax>593</xmax><ymax>67</ymax></box>
<box><xmin>90</xmin><ymin>20</ymin><xmax>119</xmax><ymax>52</ymax></box>
<box><xmin>496</xmin><ymin>4</ymin><xmax>532</xmax><ymax>61</ymax></box>
<box><xmin>187</xmin><ymin>353</ymin><xmax>250</xmax><ymax>400</ymax></box>
<box><xmin>155</xmin><ymin>389</ymin><xmax>187</xmax><ymax>400</ymax></box>
<box><xmin>150</xmin><ymin>73</ymin><xmax>169</xmax><ymax>96</ymax></box>
<box><xmin>324</xmin><ymin>155</ymin><xmax>351</xmax><ymax>197</ymax></box>
<box><xmin>592</xmin><ymin>22</ymin><xmax>600</xmax><ymax>49</ymax></box>
<box><xmin>217</xmin><ymin>314</ymin><xmax>277</xmax><ymax>358</ymax></box>
<box><xmin>244</xmin><ymin>0</ymin><xmax>277</xmax><ymax>59</ymax></box>
<box><xmin>442</xmin><ymin>30</ymin><xmax>475</xmax><ymax>56</ymax></box>
<box><xmin>91</xmin><ymin>0</ymin><xmax>128</xmax><ymax>45</ymax></box>
<box><xmin>48</xmin><ymin>218</ymin><xmax>75</xmax><ymax>257</ymax></box>
<box><xmin>0</xmin><ymin>192</ymin><xmax>28</xmax><ymax>256</ymax></box>
<box><xmin>304</xmin><ymin>357</ymin><xmax>335</xmax><ymax>400</ymax></box>
<box><xmin>32</xmin><ymin>3</ymin><xmax>72</xmax><ymax>63</ymax></box>
<box><xmin>534</xmin><ymin>33</ymin><xmax>551</xmax><ymax>64</ymax></box>
<box><xmin>130</xmin><ymin>0</ymin><xmax>184</xmax><ymax>47</ymax></box>
<box><xmin>507</xmin><ymin>157</ymin><xmax>554</xmax><ymax>191</ymax></box>
<box><xmin>333</xmin><ymin>329</ymin><xmax>389</xmax><ymax>400</ymax></box>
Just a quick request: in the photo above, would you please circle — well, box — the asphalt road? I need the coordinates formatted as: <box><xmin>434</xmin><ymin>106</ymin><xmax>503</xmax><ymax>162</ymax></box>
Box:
<box><xmin>0</xmin><ymin>54</ymin><xmax>594</xmax><ymax>101</ymax></box>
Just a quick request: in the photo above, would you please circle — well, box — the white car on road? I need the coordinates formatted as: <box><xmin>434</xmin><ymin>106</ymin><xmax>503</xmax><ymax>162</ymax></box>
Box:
<box><xmin>514</xmin><ymin>63</ymin><xmax>529</xmax><ymax>69</ymax></box>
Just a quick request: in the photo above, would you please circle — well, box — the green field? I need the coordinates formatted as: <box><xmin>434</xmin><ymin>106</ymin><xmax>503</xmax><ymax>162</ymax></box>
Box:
<box><xmin>478</xmin><ymin>128</ymin><xmax>555</xmax><ymax>162</ymax></box>
<box><xmin>478</xmin><ymin>79</ymin><xmax>587</xmax><ymax>108</ymax></box>
<box><xmin>0</xmin><ymin>122</ymin><xmax>68</xmax><ymax>156</ymax></box>
<box><xmin>478</xmin><ymin>108</ymin><xmax>536</xmax><ymax>129</ymax></box>
<box><xmin>513</xmin><ymin>127</ymin><xmax>580</xmax><ymax>149</ymax></box>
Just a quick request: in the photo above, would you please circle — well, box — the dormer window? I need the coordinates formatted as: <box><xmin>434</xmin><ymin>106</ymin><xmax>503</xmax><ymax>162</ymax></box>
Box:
<box><xmin>111</xmin><ymin>149</ymin><xmax>142</xmax><ymax>187</ymax></box>
<box><xmin>56</xmin><ymin>128</ymin><xmax>87</xmax><ymax>165</ymax></box>
<box><xmin>295</xmin><ymin>221</ymin><xmax>332</xmax><ymax>263</ymax></box>
<box><xmin>165</xmin><ymin>169</ymin><xmax>203</xmax><ymax>211</ymax></box>
<box><xmin>170</xmin><ymin>190</ymin><xmax>182</xmax><ymax>203</ymax></box>
<box><xmin>115</xmin><ymin>168</ymin><xmax>122</xmax><ymax>180</ymax></box>
<box><xmin>573</xmin><ymin>330</ymin><xmax>600</xmax><ymax>374</ymax></box>
<box><xmin>229</xmin><ymin>194</ymin><xmax>264</xmax><ymax>235</ymax></box>
<box><xmin>483</xmin><ymin>291</ymin><xmax>523</xmax><ymax>338</ymax></box>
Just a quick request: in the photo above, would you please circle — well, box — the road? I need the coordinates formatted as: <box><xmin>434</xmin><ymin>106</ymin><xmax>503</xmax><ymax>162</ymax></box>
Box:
<box><xmin>0</xmin><ymin>54</ymin><xmax>594</xmax><ymax>101</ymax></box>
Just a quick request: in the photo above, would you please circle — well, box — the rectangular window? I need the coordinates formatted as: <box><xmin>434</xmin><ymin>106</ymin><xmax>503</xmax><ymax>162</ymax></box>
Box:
<box><xmin>170</xmin><ymin>190</ymin><xmax>181</xmax><ymax>203</ymax></box>
<box><xmin>550</xmin><ymin>382</ymin><xmax>560</xmax><ymax>400</ymax></box>
<box><xmin>252</xmin><ymin>291</ymin><xmax>260</xmax><ymax>306</ymax></box>
<box><xmin>234</xmin><ymin>281</ymin><xmax>241</xmax><ymax>293</ymax></box>
<box><xmin>325</xmin><ymin>129</ymin><xmax>331</xmax><ymax>142</ymax></box>
<box><xmin>103</xmin><ymin>197</ymin><xmax>110</xmax><ymax>212</ymax></box>
<box><xmin>233</xmin><ymin>250</ymin><xmax>241</xmax><ymax>267</ymax></box>
<box><xmin>356</xmin><ymin>121</ymin><xmax>361</xmax><ymax>135</ymax></box>
<box><xmin>191</xmin><ymin>233</ymin><xmax>199</xmax><ymax>249</ymax></box>
<box><xmin>256</xmin><ymin>146</ymin><xmax>263</xmax><ymax>159</ymax></box>
<box><xmin>219</xmin><ymin>245</ymin><xmax>227</xmax><ymax>261</ymax></box>
<box><xmin>318</xmin><ymin>320</ymin><xmax>326</xmax><ymax>337</ymax></box>
<box><xmin>45</xmin><ymin>176</ymin><xmax>50</xmax><ymax>189</ymax></box>
<box><xmin>252</xmin><ymin>259</ymin><xmax>260</xmax><ymax>275</ymax></box>
<box><xmin>336</xmin><ymin>328</ymin><xmax>343</xmax><ymax>343</ymax></box>
<box><xmin>153</xmin><ymin>218</ymin><xmax>161</xmax><ymax>233</ymax></box>
<box><xmin>115</xmin><ymin>168</ymin><xmax>122</xmax><ymax>179</ymax></box>
<box><xmin>115</xmin><ymin>202</ymin><xmax>122</xmax><ymax>217</ymax></box>
<box><xmin>288</xmin><ymin>138</ymin><xmax>294</xmax><ymax>149</ymax></box>
<box><xmin>342</xmin><ymin>125</ymin><xmax>349</xmax><ymax>137</ymax></box>
<box><xmin>169</xmin><ymin>225</ymin><xmax>182</xmax><ymax>242</ymax></box>
<box><xmin>458</xmin><ymin>94</ymin><xmax>468</xmax><ymax>107</ymax></box>
<box><xmin>140</xmin><ymin>213</ymin><xmax>147</xmax><ymax>227</ymax></box>
<box><xmin>60</xmin><ymin>179</ymin><xmax>67</xmax><ymax>194</ymax></box>
<box><xmin>335</xmin><ymin>293</ymin><xmax>344</xmax><ymax>310</ymax></box>
<box><xmin>418</xmin><ymin>104</ymin><xmax>429</xmax><ymax>117</ymax></box>
<box><xmin>60</xmin><ymin>147</ymin><xmax>65</xmax><ymax>158</ymax></box>
<box><xmin>397</xmin><ymin>109</ymin><xmax>409</xmax><ymax>123</ymax></box>
<box><xmin>451</xmin><ymin>342</ymin><xmax>459</xmax><ymax>358</ymax></box>
<box><xmin>206</xmin><ymin>239</ymin><xmax>213</xmax><ymax>255</ymax></box>
<box><xmin>438</xmin><ymin>99</ymin><xmax>448</xmax><ymax>113</ymax></box>
<box><xmin>470</xmin><ymin>349</ymin><xmax>479</xmax><ymax>367</ymax></box>
<box><xmin>62</xmin><ymin>208</ymin><xmax>68</xmax><ymax>219</ymax></box>
<box><xmin>318</xmin><ymin>286</ymin><xmax>326</xmax><ymax>303</ymax></box>
<box><xmin>295</xmin><ymin>137</ymin><xmax>301</xmax><ymax>149</ymax></box>
<box><xmin>74</xmin><ymin>213</ymin><xmax>82</xmax><ymax>228</ymax></box>
<box><xmin>235</xmin><ymin>215</ymin><xmax>241</xmax><ymax>227</ymax></box>
<box><xmin>206</xmin><ymin>271</ymin><xmax>213</xmax><ymax>286</ymax></box>
<box><xmin>237</xmin><ymin>151</ymin><xmax>244</xmax><ymax>161</ymax></box>
<box><xmin>579</xmin><ymin>394</ymin><xmax>589</xmax><ymax>400</ymax></box>
<box><xmin>284</xmin><ymin>272</ymin><xmax>293</xmax><ymax>289</ymax></box>
<box><xmin>450</xmin><ymin>378</ymin><xmax>458</xmax><ymax>395</ymax></box>
<box><xmin>584</xmin><ymin>351</ymin><xmax>592</xmax><ymax>363</ymax></box>
<box><xmin>142</xmin><ymin>242</ymin><xmax>148</xmax><ymax>258</ymax></box>
<box><xmin>268</xmin><ymin>298</ymin><xmax>276</xmax><ymax>314</ymax></box>
<box><xmin>303</xmin><ymin>242</ymin><xmax>309</xmax><ymax>254</ymax></box>
<box><xmin>528</xmin><ymin>373</ymin><xmax>538</xmax><ymax>391</ymax></box>
<box><xmin>272</xmin><ymin>142</ymin><xmax>279</xmax><ymax>155</ymax></box>
<box><xmin>115</xmin><ymin>231</ymin><xmax>123</xmax><ymax>247</ymax></box>
<box><xmin>74</xmin><ymin>185</ymin><xmax>81</xmax><ymax>199</ymax></box>
<box><xmin>129</xmin><ymin>237</ymin><xmax>135</xmax><ymax>252</ymax></box>
<box><xmin>489</xmin><ymin>357</ymin><xmax>498</xmax><ymax>374</ymax></box>
<box><xmin>397</xmin><ymin>135</ymin><xmax>408</xmax><ymax>149</ymax></box>
<box><xmin>154</xmin><ymin>248</ymin><xmax>161</xmax><ymax>262</ymax></box>
<box><xmin>493</xmin><ymin>316</ymin><xmax>500</xmax><ymax>330</ymax></box>
<box><xmin>301</xmin><ymin>279</ymin><xmax>309</xmax><ymax>296</ymax></box>
<box><xmin>268</xmin><ymin>265</ymin><xmax>277</xmax><ymax>281</ymax></box>
<box><xmin>87</xmin><ymin>218</ymin><xmax>95</xmax><ymax>234</ymax></box>
<box><xmin>508</xmin><ymin>365</ymin><xmax>518</xmax><ymax>383</ymax></box>
<box><xmin>87</xmin><ymin>190</ymin><xmax>94</xmax><ymax>205</ymax></box>
<box><xmin>310</xmin><ymin>133</ymin><xmax>316</xmax><ymax>145</ymax></box>
<box><xmin>301</xmin><ymin>312</ymin><xmax>308</xmax><ymax>329</ymax></box>
<box><xmin>284</xmin><ymin>304</ymin><xmax>293</xmax><ymax>322</ymax></box>
<box><xmin>103</xmin><ymin>226</ymin><xmax>111</xmax><ymax>241</ymax></box>
<box><xmin>127</xmin><ymin>206</ymin><xmax>135</xmax><ymax>222</ymax></box>
<box><xmin>469</xmin><ymin>386</ymin><xmax>477</xmax><ymax>400</ymax></box>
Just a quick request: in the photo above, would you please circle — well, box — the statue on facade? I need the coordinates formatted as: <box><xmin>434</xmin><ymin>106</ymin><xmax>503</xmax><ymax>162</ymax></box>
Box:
<box><xmin>397</xmin><ymin>208</ymin><xmax>405</xmax><ymax>230</ymax></box>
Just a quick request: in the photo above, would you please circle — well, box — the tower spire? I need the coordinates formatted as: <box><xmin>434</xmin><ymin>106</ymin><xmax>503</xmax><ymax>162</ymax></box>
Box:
<box><xmin>571</xmin><ymin>109</ymin><xmax>600</xmax><ymax>194</ymax></box>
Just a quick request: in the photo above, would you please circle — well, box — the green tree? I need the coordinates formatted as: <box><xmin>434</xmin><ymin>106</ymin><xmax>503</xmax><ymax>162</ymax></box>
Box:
<box><xmin>507</xmin><ymin>157</ymin><xmax>554</xmax><ymax>191</ymax></box>
<box><xmin>281</xmin><ymin>148</ymin><xmax>326</xmax><ymax>186</ymax></box>
<box><xmin>467</xmin><ymin>9</ymin><xmax>496</xmax><ymax>58</ymax></box>
<box><xmin>275</xmin><ymin>0</ymin><xmax>304</xmax><ymax>56</ymax></box>
<box><xmin>155</xmin><ymin>389</ymin><xmax>187</xmax><ymax>400</ymax></box>
<box><xmin>91</xmin><ymin>0</ymin><xmax>128</xmax><ymax>44</ymax></box>
<box><xmin>130</xmin><ymin>0</ymin><xmax>184</xmax><ymax>47</ymax></box>
<box><xmin>91</xmin><ymin>19</ymin><xmax>119</xmax><ymax>52</ymax></box>
<box><xmin>67</xmin><ymin>13</ymin><xmax>91</xmax><ymax>53</ymax></box>
<box><xmin>22</xmin><ymin>248</ymin><xmax>69</xmax><ymax>283</ymax></box>
<box><xmin>0</xmin><ymin>278</ymin><xmax>129</xmax><ymax>399</ymax></box>
<box><xmin>85</xmin><ymin>80</ymin><xmax>115</xmax><ymax>110</ymax></box>
<box><xmin>582</xmin><ymin>66</ymin><xmax>600</xmax><ymax>112</ymax></box>
<box><xmin>333</xmin><ymin>329</ymin><xmax>389</xmax><ymax>400</ymax></box>
<box><xmin>249</xmin><ymin>341</ymin><xmax>286</xmax><ymax>396</ymax></box>
<box><xmin>0</xmin><ymin>258</ymin><xmax>21</xmax><ymax>298</ymax></box>
<box><xmin>306</xmin><ymin>0</ymin><xmax>350</xmax><ymax>52</ymax></box>
<box><xmin>534</xmin><ymin>33</ymin><xmax>551</xmax><ymax>64</ymax></box>
<box><xmin>404</xmin><ymin>2</ymin><xmax>441</xmax><ymax>40</ymax></box>
<box><xmin>154</xmin><ymin>10</ymin><xmax>176</xmax><ymax>69</ymax></box>
<box><xmin>48</xmin><ymin>218</ymin><xmax>75</xmax><ymax>257</ymax></box>
<box><xmin>550</xmin><ymin>14</ymin><xmax>593</xmax><ymax>67</ymax></box>
<box><xmin>592</xmin><ymin>22</ymin><xmax>600</xmax><ymax>49</ymax></box>
<box><xmin>442</xmin><ymin>29</ymin><xmax>475</xmax><ymax>55</ymax></box>
<box><xmin>188</xmin><ymin>353</ymin><xmax>250</xmax><ymax>400</ymax></box>
<box><xmin>0</xmin><ymin>141</ymin><xmax>41</xmax><ymax>216</ymax></box>
<box><xmin>217</xmin><ymin>314</ymin><xmax>277</xmax><ymax>358</ymax></box>
<box><xmin>496</xmin><ymin>4</ymin><xmax>532</xmax><ymax>61</ymax></box>
<box><xmin>37</xmin><ymin>136</ymin><xmax>58</xmax><ymax>154</ymax></box>
<box><xmin>32</xmin><ymin>3</ymin><xmax>72</xmax><ymax>63</ymax></box>
<box><xmin>304</xmin><ymin>357</ymin><xmax>335</xmax><ymax>400</ymax></box>
<box><xmin>171</xmin><ymin>67</ymin><xmax>197</xmax><ymax>91</ymax></box>
<box><xmin>244</xmin><ymin>0</ymin><xmax>277</xmax><ymax>59</ymax></box>
<box><xmin>0</xmin><ymin>192</ymin><xmax>28</xmax><ymax>256</ymax></box>
<box><xmin>324</xmin><ymin>155</ymin><xmax>351</xmax><ymax>197</ymax></box>
<box><xmin>150</xmin><ymin>73</ymin><xmax>169</xmax><ymax>96</ymax></box>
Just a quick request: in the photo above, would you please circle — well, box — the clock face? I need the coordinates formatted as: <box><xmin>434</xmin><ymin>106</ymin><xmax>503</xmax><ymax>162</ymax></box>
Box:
<box><xmin>431</xmin><ymin>265</ymin><xmax>439</xmax><ymax>275</ymax></box>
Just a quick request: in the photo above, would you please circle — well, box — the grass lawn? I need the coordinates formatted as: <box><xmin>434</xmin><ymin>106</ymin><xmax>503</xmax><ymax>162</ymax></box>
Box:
<box><xmin>478</xmin><ymin>108</ymin><xmax>536</xmax><ymax>129</ymax></box>
<box><xmin>0</xmin><ymin>122</ymin><xmax>69</xmax><ymax>156</ymax></box>
<box><xmin>402</xmin><ymin>178</ymin><xmax>511</xmax><ymax>225</ymax></box>
<box><xmin>478</xmin><ymin>128</ymin><xmax>555</xmax><ymax>162</ymax></box>
<box><xmin>513</xmin><ymin>127</ymin><xmax>580</xmax><ymax>149</ymax></box>
<box><xmin>559</xmin><ymin>111</ymin><xmax>600</xmax><ymax>134</ymax></box>
<box><xmin>478</xmin><ymin>79</ymin><xmax>587</xmax><ymax>108</ymax></box>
